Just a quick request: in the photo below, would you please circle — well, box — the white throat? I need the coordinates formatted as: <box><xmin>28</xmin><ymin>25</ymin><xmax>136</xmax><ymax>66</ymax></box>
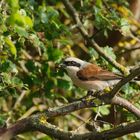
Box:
<box><xmin>65</xmin><ymin>66</ymin><xmax>79</xmax><ymax>79</ymax></box>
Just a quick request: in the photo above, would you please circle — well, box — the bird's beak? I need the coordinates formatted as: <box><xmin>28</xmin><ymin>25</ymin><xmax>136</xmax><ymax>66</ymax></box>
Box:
<box><xmin>55</xmin><ymin>63</ymin><xmax>66</xmax><ymax>70</ymax></box>
<box><xmin>59</xmin><ymin>63</ymin><xmax>66</xmax><ymax>69</ymax></box>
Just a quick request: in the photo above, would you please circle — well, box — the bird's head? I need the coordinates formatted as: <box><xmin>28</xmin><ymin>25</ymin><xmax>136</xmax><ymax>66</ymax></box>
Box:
<box><xmin>60</xmin><ymin>57</ymin><xmax>88</xmax><ymax>73</ymax></box>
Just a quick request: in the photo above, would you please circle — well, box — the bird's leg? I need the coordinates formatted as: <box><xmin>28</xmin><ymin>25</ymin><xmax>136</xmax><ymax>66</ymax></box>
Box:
<box><xmin>71</xmin><ymin>91</ymin><xmax>95</xmax><ymax>102</ymax></box>
<box><xmin>80</xmin><ymin>90</ymin><xmax>95</xmax><ymax>102</ymax></box>
<box><xmin>69</xmin><ymin>90</ymin><xmax>102</xmax><ymax>103</ymax></box>
<box><xmin>81</xmin><ymin>90</ymin><xmax>103</xmax><ymax>105</ymax></box>
<box><xmin>87</xmin><ymin>90</ymin><xmax>102</xmax><ymax>98</ymax></box>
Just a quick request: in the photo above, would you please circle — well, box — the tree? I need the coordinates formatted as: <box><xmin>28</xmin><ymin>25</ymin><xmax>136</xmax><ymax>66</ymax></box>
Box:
<box><xmin>0</xmin><ymin>0</ymin><xmax>140</xmax><ymax>139</ymax></box>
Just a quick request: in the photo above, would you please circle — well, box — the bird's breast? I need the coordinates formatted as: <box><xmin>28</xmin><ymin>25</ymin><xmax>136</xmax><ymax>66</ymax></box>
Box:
<box><xmin>66</xmin><ymin>68</ymin><xmax>119</xmax><ymax>91</ymax></box>
<box><xmin>70</xmin><ymin>76</ymin><xmax>106</xmax><ymax>90</ymax></box>
<box><xmin>71</xmin><ymin>76</ymin><xmax>119</xmax><ymax>91</ymax></box>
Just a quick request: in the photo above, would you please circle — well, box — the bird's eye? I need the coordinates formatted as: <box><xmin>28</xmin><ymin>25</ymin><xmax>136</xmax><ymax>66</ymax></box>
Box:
<box><xmin>71</xmin><ymin>61</ymin><xmax>81</xmax><ymax>67</ymax></box>
<box><xmin>63</xmin><ymin>61</ymin><xmax>81</xmax><ymax>67</ymax></box>
<box><xmin>71</xmin><ymin>61</ymin><xmax>76</xmax><ymax>65</ymax></box>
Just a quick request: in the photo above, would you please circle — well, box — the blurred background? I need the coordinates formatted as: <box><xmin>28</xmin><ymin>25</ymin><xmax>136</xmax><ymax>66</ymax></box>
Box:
<box><xmin>0</xmin><ymin>0</ymin><xmax>140</xmax><ymax>139</ymax></box>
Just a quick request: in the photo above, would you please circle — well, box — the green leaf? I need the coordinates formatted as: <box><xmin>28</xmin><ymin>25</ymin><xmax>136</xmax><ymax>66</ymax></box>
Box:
<box><xmin>119</xmin><ymin>18</ymin><xmax>130</xmax><ymax>36</ymax></box>
<box><xmin>7</xmin><ymin>0</ymin><xmax>19</xmax><ymax>13</ymax></box>
<box><xmin>0</xmin><ymin>116</ymin><xmax>5</xmax><ymax>127</ymax></box>
<box><xmin>11</xmin><ymin>77</ymin><xmax>23</xmax><ymax>88</ymax></box>
<box><xmin>7</xmin><ymin>13</ymin><xmax>25</xmax><ymax>27</ymax></box>
<box><xmin>0</xmin><ymin>60</ymin><xmax>18</xmax><ymax>74</ymax></box>
<box><xmin>88</xmin><ymin>47</ymin><xmax>99</xmax><ymax>60</ymax></box>
<box><xmin>47</xmin><ymin>46</ymin><xmax>63</xmax><ymax>62</ymax></box>
<box><xmin>7</xmin><ymin>12</ymin><xmax>33</xmax><ymax>28</ymax></box>
<box><xmin>94</xmin><ymin>7</ymin><xmax>112</xmax><ymax>30</ymax></box>
<box><xmin>4</xmin><ymin>37</ymin><xmax>17</xmax><ymax>58</ymax></box>
<box><xmin>99</xmin><ymin>105</ymin><xmax>110</xmax><ymax>116</ymax></box>
<box><xmin>15</xmin><ymin>26</ymin><xmax>29</xmax><ymax>37</ymax></box>
<box><xmin>24</xmin><ymin>16</ymin><xmax>33</xmax><ymax>28</ymax></box>
<box><xmin>103</xmin><ymin>46</ymin><xmax>116</xmax><ymax>60</ymax></box>
<box><xmin>45</xmin><ymin>80</ymin><xmax>55</xmax><ymax>94</ymax></box>
<box><xmin>46</xmin><ymin>7</ymin><xmax>59</xmax><ymax>20</ymax></box>
<box><xmin>39</xmin><ymin>6</ymin><xmax>59</xmax><ymax>24</ymax></box>
<box><xmin>25</xmin><ymin>60</ymin><xmax>36</xmax><ymax>72</ymax></box>
<box><xmin>96</xmin><ymin>0</ymin><xmax>103</xmax><ymax>7</ymax></box>
<box><xmin>57</xmin><ymin>79</ymin><xmax>71</xmax><ymax>90</ymax></box>
<box><xmin>1</xmin><ymin>60</ymin><xmax>11</xmax><ymax>72</ymax></box>
<box><xmin>29</xmin><ymin>34</ymin><xmax>41</xmax><ymax>47</ymax></box>
<box><xmin>121</xmin><ymin>83</ymin><xmax>137</xmax><ymax>98</ymax></box>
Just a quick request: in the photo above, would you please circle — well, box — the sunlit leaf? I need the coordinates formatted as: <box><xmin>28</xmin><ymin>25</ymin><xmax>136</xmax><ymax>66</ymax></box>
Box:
<box><xmin>119</xmin><ymin>18</ymin><xmax>130</xmax><ymax>36</ymax></box>
<box><xmin>7</xmin><ymin>12</ymin><xmax>33</xmax><ymax>28</ymax></box>
<box><xmin>103</xmin><ymin>46</ymin><xmax>116</xmax><ymax>60</ymax></box>
<box><xmin>88</xmin><ymin>47</ymin><xmax>99</xmax><ymax>60</ymax></box>
<box><xmin>96</xmin><ymin>0</ymin><xmax>103</xmax><ymax>7</ymax></box>
<box><xmin>99</xmin><ymin>105</ymin><xmax>110</xmax><ymax>116</ymax></box>
<box><xmin>7</xmin><ymin>0</ymin><xmax>19</xmax><ymax>12</ymax></box>
<box><xmin>15</xmin><ymin>26</ymin><xmax>29</xmax><ymax>37</ymax></box>
<box><xmin>4</xmin><ymin>37</ymin><xmax>17</xmax><ymax>58</ymax></box>
<box><xmin>24</xmin><ymin>16</ymin><xmax>33</xmax><ymax>28</ymax></box>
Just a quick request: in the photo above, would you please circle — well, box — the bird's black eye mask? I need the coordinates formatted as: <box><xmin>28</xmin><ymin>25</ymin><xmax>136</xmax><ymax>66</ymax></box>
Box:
<box><xmin>63</xmin><ymin>61</ymin><xmax>81</xmax><ymax>67</ymax></box>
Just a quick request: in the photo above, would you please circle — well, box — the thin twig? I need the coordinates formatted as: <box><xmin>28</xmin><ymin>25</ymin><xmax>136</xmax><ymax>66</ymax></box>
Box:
<box><xmin>109</xmin><ymin>67</ymin><xmax>140</xmax><ymax>98</ymax></box>
<box><xmin>119</xmin><ymin>46</ymin><xmax>140</xmax><ymax>56</ymax></box>
<box><xmin>62</xmin><ymin>0</ymin><xmax>129</xmax><ymax>74</ymax></box>
<box><xmin>13</xmin><ymin>90</ymin><xmax>27</xmax><ymax>109</ymax></box>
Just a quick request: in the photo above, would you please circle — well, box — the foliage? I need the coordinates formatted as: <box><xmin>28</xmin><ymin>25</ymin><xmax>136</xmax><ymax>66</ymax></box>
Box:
<box><xmin>0</xmin><ymin>0</ymin><xmax>140</xmax><ymax>139</ymax></box>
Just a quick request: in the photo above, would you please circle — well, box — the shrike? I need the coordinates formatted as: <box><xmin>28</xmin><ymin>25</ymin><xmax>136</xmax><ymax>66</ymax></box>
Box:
<box><xmin>60</xmin><ymin>57</ymin><xmax>122</xmax><ymax>92</ymax></box>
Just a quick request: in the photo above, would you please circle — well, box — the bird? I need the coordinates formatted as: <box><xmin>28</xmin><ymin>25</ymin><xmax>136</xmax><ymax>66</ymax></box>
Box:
<box><xmin>60</xmin><ymin>57</ymin><xmax>123</xmax><ymax>93</ymax></box>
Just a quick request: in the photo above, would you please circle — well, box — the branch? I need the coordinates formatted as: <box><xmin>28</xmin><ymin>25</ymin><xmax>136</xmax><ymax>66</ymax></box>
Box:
<box><xmin>1</xmin><ymin>68</ymin><xmax>140</xmax><ymax>139</ymax></box>
<box><xmin>1</xmin><ymin>93</ymin><xmax>140</xmax><ymax>140</ymax></box>
<box><xmin>1</xmin><ymin>113</ymin><xmax>140</xmax><ymax>140</ymax></box>
<box><xmin>0</xmin><ymin>99</ymin><xmax>96</xmax><ymax>139</ymax></box>
<box><xmin>99</xmin><ymin>67</ymin><xmax>140</xmax><ymax>117</ymax></box>
<box><xmin>109</xmin><ymin>67</ymin><xmax>140</xmax><ymax>98</ymax></box>
<box><xmin>61</xmin><ymin>0</ymin><xmax>129</xmax><ymax>74</ymax></box>
<box><xmin>43</xmin><ymin>99</ymin><xmax>96</xmax><ymax>118</ymax></box>
<box><xmin>1</xmin><ymin>66</ymin><xmax>140</xmax><ymax>139</ymax></box>
<box><xmin>119</xmin><ymin>46</ymin><xmax>140</xmax><ymax>56</ymax></box>
<box><xmin>26</xmin><ymin>119</ymin><xmax>140</xmax><ymax>140</ymax></box>
<box><xmin>111</xmin><ymin>96</ymin><xmax>140</xmax><ymax>118</ymax></box>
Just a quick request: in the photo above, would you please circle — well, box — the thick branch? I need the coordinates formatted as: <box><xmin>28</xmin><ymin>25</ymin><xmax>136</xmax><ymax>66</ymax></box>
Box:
<box><xmin>29</xmin><ymin>119</ymin><xmax>140</xmax><ymax>140</ymax></box>
<box><xmin>1</xmin><ymin>64</ymin><xmax>140</xmax><ymax>139</ymax></box>
<box><xmin>0</xmin><ymin>99</ymin><xmax>96</xmax><ymax>139</ymax></box>
<box><xmin>62</xmin><ymin>0</ymin><xmax>129</xmax><ymax>74</ymax></box>
<box><xmin>1</xmin><ymin>94</ymin><xmax>140</xmax><ymax>140</ymax></box>
<box><xmin>111</xmin><ymin>96</ymin><xmax>140</xmax><ymax>118</ymax></box>
<box><xmin>1</xmin><ymin>114</ymin><xmax>140</xmax><ymax>140</ymax></box>
<box><xmin>43</xmin><ymin>99</ymin><xmax>95</xmax><ymax>118</ymax></box>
